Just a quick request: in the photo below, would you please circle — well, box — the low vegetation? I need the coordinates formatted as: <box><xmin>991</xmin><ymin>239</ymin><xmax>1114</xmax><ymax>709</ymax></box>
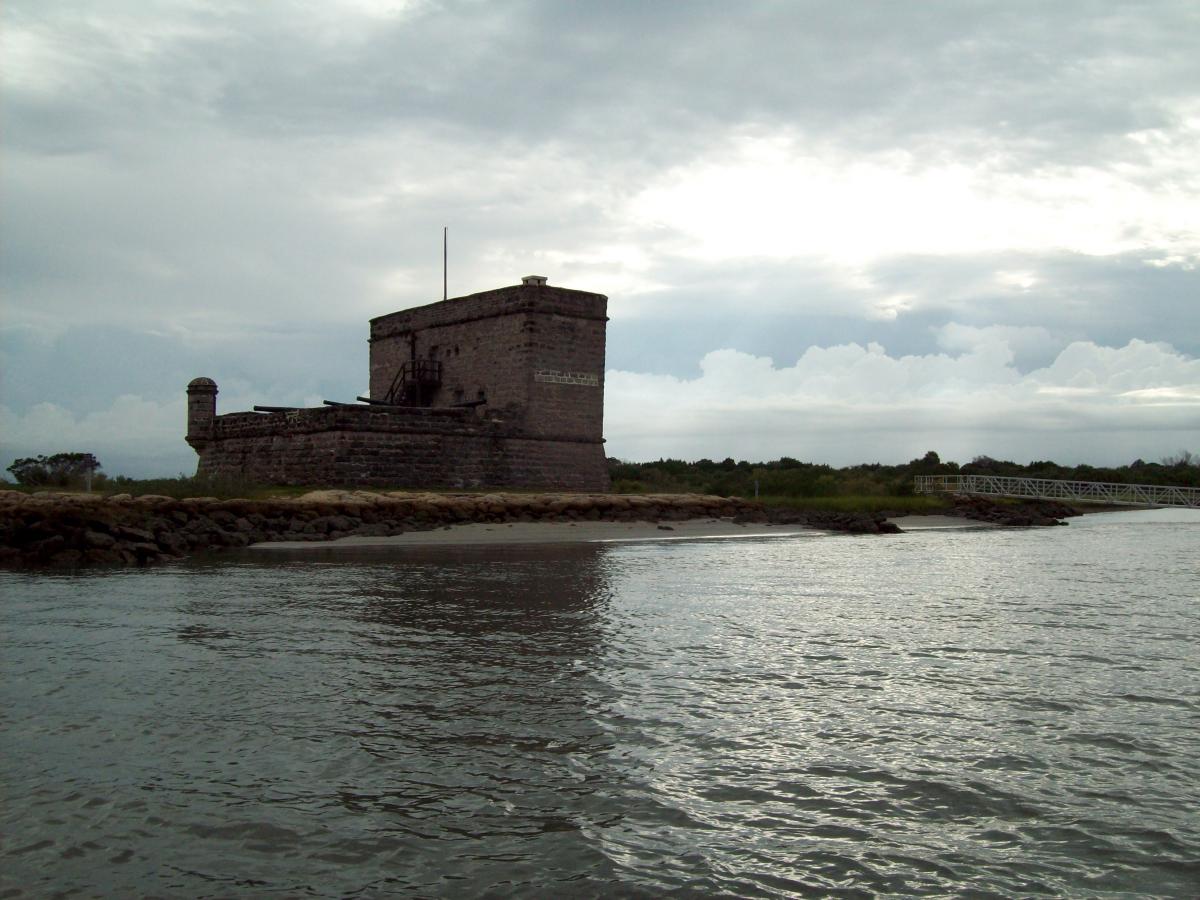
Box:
<box><xmin>607</xmin><ymin>450</ymin><xmax>1200</xmax><ymax>510</ymax></box>
<box><xmin>1</xmin><ymin>473</ymin><xmax>285</xmax><ymax>500</ymax></box>
<box><xmin>2</xmin><ymin>449</ymin><xmax>1195</xmax><ymax>512</ymax></box>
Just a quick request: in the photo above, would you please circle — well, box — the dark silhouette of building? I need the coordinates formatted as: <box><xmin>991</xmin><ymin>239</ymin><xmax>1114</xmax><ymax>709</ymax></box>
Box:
<box><xmin>186</xmin><ymin>277</ymin><xmax>609</xmax><ymax>490</ymax></box>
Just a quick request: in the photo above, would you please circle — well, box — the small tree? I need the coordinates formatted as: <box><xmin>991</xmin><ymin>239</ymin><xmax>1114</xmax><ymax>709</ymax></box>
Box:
<box><xmin>1161</xmin><ymin>449</ymin><xmax>1196</xmax><ymax>468</ymax></box>
<box><xmin>6</xmin><ymin>453</ymin><xmax>103</xmax><ymax>488</ymax></box>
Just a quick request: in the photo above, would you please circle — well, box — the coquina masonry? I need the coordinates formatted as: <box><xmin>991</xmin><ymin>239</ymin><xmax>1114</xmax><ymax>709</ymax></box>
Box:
<box><xmin>186</xmin><ymin>277</ymin><xmax>610</xmax><ymax>490</ymax></box>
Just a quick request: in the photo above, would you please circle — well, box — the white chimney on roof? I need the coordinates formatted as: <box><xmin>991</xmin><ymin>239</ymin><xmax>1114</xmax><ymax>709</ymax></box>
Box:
<box><xmin>521</xmin><ymin>275</ymin><xmax>548</xmax><ymax>286</ymax></box>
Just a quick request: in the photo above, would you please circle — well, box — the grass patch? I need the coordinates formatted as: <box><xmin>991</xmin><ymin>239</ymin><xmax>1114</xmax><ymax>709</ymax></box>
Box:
<box><xmin>0</xmin><ymin>476</ymin><xmax>314</xmax><ymax>501</ymax></box>
<box><xmin>2</xmin><ymin>476</ymin><xmax>618</xmax><ymax>501</ymax></box>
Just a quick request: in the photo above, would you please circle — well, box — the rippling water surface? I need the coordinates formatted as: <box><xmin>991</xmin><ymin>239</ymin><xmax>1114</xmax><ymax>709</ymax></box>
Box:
<box><xmin>3</xmin><ymin>510</ymin><xmax>1199</xmax><ymax>897</ymax></box>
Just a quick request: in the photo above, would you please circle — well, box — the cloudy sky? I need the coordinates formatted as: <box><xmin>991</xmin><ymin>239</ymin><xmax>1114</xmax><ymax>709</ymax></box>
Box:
<box><xmin>2</xmin><ymin>0</ymin><xmax>1198</xmax><ymax>477</ymax></box>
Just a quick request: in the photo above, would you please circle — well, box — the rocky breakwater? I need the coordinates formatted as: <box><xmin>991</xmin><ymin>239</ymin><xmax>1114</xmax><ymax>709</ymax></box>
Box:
<box><xmin>949</xmin><ymin>494</ymin><xmax>1079</xmax><ymax>526</ymax></box>
<box><xmin>735</xmin><ymin>506</ymin><xmax>903</xmax><ymax>534</ymax></box>
<box><xmin>0</xmin><ymin>489</ymin><xmax>762</xmax><ymax>569</ymax></box>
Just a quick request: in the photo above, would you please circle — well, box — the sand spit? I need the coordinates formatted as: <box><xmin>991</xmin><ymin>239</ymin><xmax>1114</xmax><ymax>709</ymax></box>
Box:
<box><xmin>250</xmin><ymin>518</ymin><xmax>822</xmax><ymax>549</ymax></box>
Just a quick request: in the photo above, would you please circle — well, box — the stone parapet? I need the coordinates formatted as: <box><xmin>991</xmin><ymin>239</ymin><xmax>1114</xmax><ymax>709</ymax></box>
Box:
<box><xmin>211</xmin><ymin>404</ymin><xmax>478</xmax><ymax>441</ymax></box>
<box><xmin>369</xmin><ymin>283</ymin><xmax>607</xmax><ymax>341</ymax></box>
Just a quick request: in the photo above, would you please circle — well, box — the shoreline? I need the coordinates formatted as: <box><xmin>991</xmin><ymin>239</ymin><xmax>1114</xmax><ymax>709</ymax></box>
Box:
<box><xmin>248</xmin><ymin>513</ymin><xmax>991</xmax><ymax>550</ymax></box>
<box><xmin>250</xmin><ymin>518</ymin><xmax>822</xmax><ymax>549</ymax></box>
<box><xmin>0</xmin><ymin>489</ymin><xmax>1082</xmax><ymax>569</ymax></box>
<box><xmin>0</xmin><ymin>489</ymin><xmax>758</xmax><ymax>568</ymax></box>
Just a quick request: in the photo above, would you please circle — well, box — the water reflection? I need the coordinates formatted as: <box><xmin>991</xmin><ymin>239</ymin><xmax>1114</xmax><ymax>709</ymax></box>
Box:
<box><xmin>168</xmin><ymin>544</ymin><xmax>630</xmax><ymax>893</ymax></box>
<box><xmin>350</xmin><ymin>543</ymin><xmax>613</xmax><ymax>640</ymax></box>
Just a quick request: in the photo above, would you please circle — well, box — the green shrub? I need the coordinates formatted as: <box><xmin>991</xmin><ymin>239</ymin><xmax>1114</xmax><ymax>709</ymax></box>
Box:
<box><xmin>7</xmin><ymin>453</ymin><xmax>102</xmax><ymax>488</ymax></box>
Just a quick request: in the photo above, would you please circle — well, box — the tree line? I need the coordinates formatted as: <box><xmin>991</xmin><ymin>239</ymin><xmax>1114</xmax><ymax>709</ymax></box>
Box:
<box><xmin>607</xmin><ymin>450</ymin><xmax>1200</xmax><ymax>499</ymax></box>
<box><xmin>5</xmin><ymin>448</ymin><xmax>1197</xmax><ymax>498</ymax></box>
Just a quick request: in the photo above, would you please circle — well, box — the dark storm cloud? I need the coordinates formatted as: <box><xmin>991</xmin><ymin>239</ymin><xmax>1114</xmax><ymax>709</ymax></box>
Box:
<box><xmin>11</xmin><ymin>1</ymin><xmax>1195</xmax><ymax>161</ymax></box>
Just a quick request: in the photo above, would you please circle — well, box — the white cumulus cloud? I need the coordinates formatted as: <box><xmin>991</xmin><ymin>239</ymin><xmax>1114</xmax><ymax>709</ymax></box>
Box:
<box><xmin>605</xmin><ymin>337</ymin><xmax>1200</xmax><ymax>465</ymax></box>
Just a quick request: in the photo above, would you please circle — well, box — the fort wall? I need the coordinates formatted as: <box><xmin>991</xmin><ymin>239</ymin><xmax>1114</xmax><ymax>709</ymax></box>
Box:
<box><xmin>192</xmin><ymin>405</ymin><xmax>607</xmax><ymax>490</ymax></box>
<box><xmin>188</xmin><ymin>278</ymin><xmax>610</xmax><ymax>490</ymax></box>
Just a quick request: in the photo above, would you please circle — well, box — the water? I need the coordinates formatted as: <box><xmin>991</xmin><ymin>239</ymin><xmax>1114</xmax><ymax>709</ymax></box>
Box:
<box><xmin>2</xmin><ymin>510</ymin><xmax>1198</xmax><ymax>897</ymax></box>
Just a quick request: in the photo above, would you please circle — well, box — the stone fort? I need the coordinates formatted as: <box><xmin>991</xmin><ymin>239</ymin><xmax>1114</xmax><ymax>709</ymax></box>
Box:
<box><xmin>186</xmin><ymin>276</ymin><xmax>610</xmax><ymax>490</ymax></box>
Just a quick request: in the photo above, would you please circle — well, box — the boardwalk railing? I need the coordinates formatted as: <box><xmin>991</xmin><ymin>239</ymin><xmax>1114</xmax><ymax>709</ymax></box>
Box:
<box><xmin>914</xmin><ymin>474</ymin><xmax>1200</xmax><ymax>509</ymax></box>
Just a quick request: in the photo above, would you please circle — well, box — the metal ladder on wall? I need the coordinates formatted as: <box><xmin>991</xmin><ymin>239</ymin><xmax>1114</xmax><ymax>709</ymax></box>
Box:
<box><xmin>382</xmin><ymin>360</ymin><xmax>443</xmax><ymax>407</ymax></box>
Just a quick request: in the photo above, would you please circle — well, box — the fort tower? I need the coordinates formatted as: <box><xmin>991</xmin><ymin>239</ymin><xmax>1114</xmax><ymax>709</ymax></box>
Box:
<box><xmin>185</xmin><ymin>377</ymin><xmax>218</xmax><ymax>451</ymax></box>
<box><xmin>367</xmin><ymin>276</ymin><xmax>607</xmax><ymax>441</ymax></box>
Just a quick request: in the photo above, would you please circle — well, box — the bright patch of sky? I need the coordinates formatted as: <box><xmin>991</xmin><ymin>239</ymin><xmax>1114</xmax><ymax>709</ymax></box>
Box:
<box><xmin>629</xmin><ymin>124</ymin><xmax>1200</xmax><ymax>266</ymax></box>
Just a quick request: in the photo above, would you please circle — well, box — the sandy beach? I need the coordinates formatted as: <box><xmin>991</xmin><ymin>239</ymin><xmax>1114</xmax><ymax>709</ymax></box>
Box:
<box><xmin>887</xmin><ymin>514</ymin><xmax>992</xmax><ymax>530</ymax></box>
<box><xmin>248</xmin><ymin>514</ymin><xmax>990</xmax><ymax>551</ymax></box>
<box><xmin>249</xmin><ymin>519</ymin><xmax>806</xmax><ymax>549</ymax></box>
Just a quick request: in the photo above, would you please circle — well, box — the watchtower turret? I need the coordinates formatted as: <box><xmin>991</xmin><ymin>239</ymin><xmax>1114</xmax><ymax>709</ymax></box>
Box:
<box><xmin>186</xmin><ymin>377</ymin><xmax>218</xmax><ymax>450</ymax></box>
